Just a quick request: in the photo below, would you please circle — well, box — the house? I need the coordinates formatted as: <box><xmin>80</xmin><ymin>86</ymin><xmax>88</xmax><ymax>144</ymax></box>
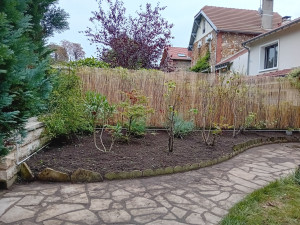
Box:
<box><xmin>160</xmin><ymin>47</ymin><xmax>192</xmax><ymax>72</ymax></box>
<box><xmin>242</xmin><ymin>16</ymin><xmax>300</xmax><ymax>76</ymax></box>
<box><xmin>188</xmin><ymin>1</ymin><xmax>282</xmax><ymax>73</ymax></box>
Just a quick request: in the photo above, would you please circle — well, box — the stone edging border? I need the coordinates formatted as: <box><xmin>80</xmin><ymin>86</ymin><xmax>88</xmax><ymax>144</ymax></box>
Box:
<box><xmin>22</xmin><ymin>136</ymin><xmax>300</xmax><ymax>183</ymax></box>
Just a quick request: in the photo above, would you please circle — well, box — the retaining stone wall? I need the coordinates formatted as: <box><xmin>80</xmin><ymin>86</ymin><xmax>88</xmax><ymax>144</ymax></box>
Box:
<box><xmin>0</xmin><ymin>117</ymin><xmax>48</xmax><ymax>189</ymax></box>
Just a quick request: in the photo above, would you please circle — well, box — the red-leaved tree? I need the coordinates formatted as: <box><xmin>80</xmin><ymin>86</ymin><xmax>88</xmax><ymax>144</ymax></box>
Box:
<box><xmin>84</xmin><ymin>0</ymin><xmax>173</xmax><ymax>69</ymax></box>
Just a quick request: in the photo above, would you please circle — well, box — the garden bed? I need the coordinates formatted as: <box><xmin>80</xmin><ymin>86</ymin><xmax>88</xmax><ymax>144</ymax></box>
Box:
<box><xmin>27</xmin><ymin>131</ymin><xmax>300</xmax><ymax>178</ymax></box>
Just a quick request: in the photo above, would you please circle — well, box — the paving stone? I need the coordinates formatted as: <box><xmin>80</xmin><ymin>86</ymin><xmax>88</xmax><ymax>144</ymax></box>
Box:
<box><xmin>234</xmin><ymin>185</ymin><xmax>253</xmax><ymax>193</ymax></box>
<box><xmin>146</xmin><ymin>220</ymin><xmax>188</xmax><ymax>225</ymax></box>
<box><xmin>211</xmin><ymin>207</ymin><xmax>228</xmax><ymax>217</ymax></box>
<box><xmin>98</xmin><ymin>209</ymin><xmax>131</xmax><ymax>223</ymax></box>
<box><xmin>209</xmin><ymin>192</ymin><xmax>230</xmax><ymax>202</ymax></box>
<box><xmin>164</xmin><ymin>193</ymin><xmax>191</xmax><ymax>204</ymax></box>
<box><xmin>163</xmin><ymin>213</ymin><xmax>177</xmax><ymax>220</ymax></box>
<box><xmin>36</xmin><ymin>204</ymin><xmax>85</xmax><ymax>222</ymax></box>
<box><xmin>63</xmin><ymin>193</ymin><xmax>89</xmax><ymax>204</ymax></box>
<box><xmin>0</xmin><ymin>197</ymin><xmax>21</xmax><ymax>216</ymax></box>
<box><xmin>0</xmin><ymin>206</ymin><xmax>35</xmax><ymax>223</ymax></box>
<box><xmin>199</xmin><ymin>191</ymin><xmax>221</xmax><ymax>195</ymax></box>
<box><xmin>154</xmin><ymin>196</ymin><xmax>172</xmax><ymax>208</ymax></box>
<box><xmin>126</xmin><ymin>197</ymin><xmax>157</xmax><ymax>209</ymax></box>
<box><xmin>40</xmin><ymin>188</ymin><xmax>58</xmax><ymax>196</ymax></box>
<box><xmin>134</xmin><ymin>214</ymin><xmax>162</xmax><ymax>223</ymax></box>
<box><xmin>60</xmin><ymin>185</ymin><xmax>85</xmax><ymax>197</ymax></box>
<box><xmin>130</xmin><ymin>207</ymin><xmax>168</xmax><ymax>216</ymax></box>
<box><xmin>226</xmin><ymin>194</ymin><xmax>245</xmax><ymax>204</ymax></box>
<box><xmin>227</xmin><ymin>175</ymin><xmax>260</xmax><ymax>189</ymax></box>
<box><xmin>43</xmin><ymin>220</ymin><xmax>63</xmax><ymax>225</ymax></box>
<box><xmin>204</xmin><ymin>212</ymin><xmax>221</xmax><ymax>224</ymax></box>
<box><xmin>175</xmin><ymin>204</ymin><xmax>207</xmax><ymax>214</ymax></box>
<box><xmin>90</xmin><ymin>199</ymin><xmax>112</xmax><ymax>211</ymax></box>
<box><xmin>21</xmin><ymin>221</ymin><xmax>39</xmax><ymax>225</ymax></box>
<box><xmin>4</xmin><ymin>191</ymin><xmax>37</xmax><ymax>197</ymax></box>
<box><xmin>112</xmin><ymin>189</ymin><xmax>132</xmax><ymax>201</ymax></box>
<box><xmin>185</xmin><ymin>213</ymin><xmax>205</xmax><ymax>224</ymax></box>
<box><xmin>56</xmin><ymin>209</ymin><xmax>99</xmax><ymax>225</ymax></box>
<box><xmin>44</xmin><ymin>196</ymin><xmax>61</xmax><ymax>203</ymax></box>
<box><xmin>228</xmin><ymin>168</ymin><xmax>256</xmax><ymax>180</ymax></box>
<box><xmin>112</xmin><ymin>203</ymin><xmax>123</xmax><ymax>209</ymax></box>
<box><xmin>171</xmin><ymin>207</ymin><xmax>187</xmax><ymax>219</ymax></box>
<box><xmin>17</xmin><ymin>196</ymin><xmax>44</xmax><ymax>206</ymax></box>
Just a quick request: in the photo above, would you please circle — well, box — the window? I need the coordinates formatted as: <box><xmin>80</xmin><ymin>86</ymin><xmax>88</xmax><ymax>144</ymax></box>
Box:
<box><xmin>264</xmin><ymin>43</ymin><xmax>278</xmax><ymax>69</ymax></box>
<box><xmin>203</xmin><ymin>20</ymin><xmax>206</xmax><ymax>34</ymax></box>
<box><xmin>178</xmin><ymin>53</ymin><xmax>186</xmax><ymax>57</ymax></box>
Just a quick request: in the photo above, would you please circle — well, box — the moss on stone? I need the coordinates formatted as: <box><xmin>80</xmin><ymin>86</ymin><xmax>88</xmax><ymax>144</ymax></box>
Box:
<box><xmin>143</xmin><ymin>169</ymin><xmax>155</xmax><ymax>177</ymax></box>
<box><xmin>164</xmin><ymin>167</ymin><xmax>174</xmax><ymax>174</ymax></box>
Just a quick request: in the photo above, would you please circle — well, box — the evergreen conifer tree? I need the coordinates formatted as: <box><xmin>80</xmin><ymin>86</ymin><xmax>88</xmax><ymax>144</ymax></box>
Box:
<box><xmin>0</xmin><ymin>0</ymin><xmax>67</xmax><ymax>156</ymax></box>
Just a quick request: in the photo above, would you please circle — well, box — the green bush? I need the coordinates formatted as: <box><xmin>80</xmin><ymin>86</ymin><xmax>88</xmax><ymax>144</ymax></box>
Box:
<box><xmin>128</xmin><ymin>119</ymin><xmax>147</xmax><ymax>137</ymax></box>
<box><xmin>67</xmin><ymin>57</ymin><xmax>110</xmax><ymax>68</ymax></box>
<box><xmin>41</xmin><ymin>72</ymin><xmax>91</xmax><ymax>139</ymax></box>
<box><xmin>190</xmin><ymin>51</ymin><xmax>210</xmax><ymax>72</ymax></box>
<box><xmin>288</xmin><ymin>68</ymin><xmax>300</xmax><ymax>91</ymax></box>
<box><xmin>174</xmin><ymin>115</ymin><xmax>195</xmax><ymax>138</ymax></box>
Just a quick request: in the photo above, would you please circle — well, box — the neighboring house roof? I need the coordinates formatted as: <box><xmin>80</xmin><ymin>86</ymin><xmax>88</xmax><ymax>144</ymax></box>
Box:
<box><xmin>215</xmin><ymin>49</ymin><xmax>248</xmax><ymax>70</ymax></box>
<box><xmin>189</xmin><ymin>6</ymin><xmax>282</xmax><ymax>49</ymax></box>
<box><xmin>166</xmin><ymin>47</ymin><xmax>192</xmax><ymax>61</ymax></box>
<box><xmin>243</xmin><ymin>17</ymin><xmax>300</xmax><ymax>46</ymax></box>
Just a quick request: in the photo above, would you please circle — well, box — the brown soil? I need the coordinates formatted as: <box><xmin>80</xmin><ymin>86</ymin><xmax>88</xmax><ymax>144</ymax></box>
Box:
<box><xmin>27</xmin><ymin>131</ymin><xmax>299</xmax><ymax>177</ymax></box>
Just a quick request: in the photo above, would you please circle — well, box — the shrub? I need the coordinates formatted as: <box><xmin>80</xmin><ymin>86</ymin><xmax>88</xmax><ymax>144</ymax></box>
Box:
<box><xmin>41</xmin><ymin>72</ymin><xmax>91</xmax><ymax>139</ymax></box>
<box><xmin>288</xmin><ymin>68</ymin><xmax>300</xmax><ymax>91</ymax></box>
<box><xmin>85</xmin><ymin>91</ymin><xmax>118</xmax><ymax>152</ymax></box>
<box><xmin>190</xmin><ymin>51</ymin><xmax>210</xmax><ymax>72</ymax></box>
<box><xmin>129</xmin><ymin>119</ymin><xmax>147</xmax><ymax>137</ymax></box>
<box><xmin>174</xmin><ymin>115</ymin><xmax>195</xmax><ymax>138</ymax></box>
<box><xmin>119</xmin><ymin>90</ymin><xmax>153</xmax><ymax>139</ymax></box>
<box><xmin>67</xmin><ymin>57</ymin><xmax>110</xmax><ymax>68</ymax></box>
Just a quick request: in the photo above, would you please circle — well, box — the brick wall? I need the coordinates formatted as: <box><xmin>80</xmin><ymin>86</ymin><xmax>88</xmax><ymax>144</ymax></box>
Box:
<box><xmin>192</xmin><ymin>31</ymin><xmax>255</xmax><ymax>71</ymax></box>
<box><xmin>218</xmin><ymin>32</ymin><xmax>255</xmax><ymax>62</ymax></box>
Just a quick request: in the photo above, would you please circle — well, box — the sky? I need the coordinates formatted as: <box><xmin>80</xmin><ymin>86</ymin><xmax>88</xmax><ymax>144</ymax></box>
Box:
<box><xmin>48</xmin><ymin>0</ymin><xmax>300</xmax><ymax>57</ymax></box>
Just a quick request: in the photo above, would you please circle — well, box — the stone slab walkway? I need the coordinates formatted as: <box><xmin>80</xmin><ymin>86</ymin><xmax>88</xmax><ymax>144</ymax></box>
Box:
<box><xmin>0</xmin><ymin>143</ymin><xmax>300</xmax><ymax>225</ymax></box>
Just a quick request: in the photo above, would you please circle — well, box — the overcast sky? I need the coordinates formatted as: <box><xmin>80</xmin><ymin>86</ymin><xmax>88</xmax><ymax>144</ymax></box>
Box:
<box><xmin>48</xmin><ymin>0</ymin><xmax>300</xmax><ymax>57</ymax></box>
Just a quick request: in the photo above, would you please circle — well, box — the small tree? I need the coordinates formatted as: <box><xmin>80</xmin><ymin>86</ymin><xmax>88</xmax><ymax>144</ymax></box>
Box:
<box><xmin>164</xmin><ymin>81</ymin><xmax>179</xmax><ymax>152</ymax></box>
<box><xmin>85</xmin><ymin>91</ymin><xmax>120</xmax><ymax>152</ymax></box>
<box><xmin>119</xmin><ymin>90</ymin><xmax>153</xmax><ymax>140</ymax></box>
<box><xmin>84</xmin><ymin>0</ymin><xmax>173</xmax><ymax>69</ymax></box>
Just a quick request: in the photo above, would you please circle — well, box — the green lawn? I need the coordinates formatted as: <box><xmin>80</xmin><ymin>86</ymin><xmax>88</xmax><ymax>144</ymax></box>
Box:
<box><xmin>221</xmin><ymin>169</ymin><xmax>300</xmax><ymax>225</ymax></box>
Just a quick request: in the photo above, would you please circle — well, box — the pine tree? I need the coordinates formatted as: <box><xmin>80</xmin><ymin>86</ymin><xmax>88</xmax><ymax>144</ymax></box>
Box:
<box><xmin>0</xmin><ymin>0</ymin><xmax>57</xmax><ymax>156</ymax></box>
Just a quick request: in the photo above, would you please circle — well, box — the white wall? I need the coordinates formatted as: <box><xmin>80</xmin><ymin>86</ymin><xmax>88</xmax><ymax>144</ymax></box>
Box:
<box><xmin>194</xmin><ymin>16</ymin><xmax>214</xmax><ymax>43</ymax></box>
<box><xmin>248</xmin><ymin>23</ymin><xmax>300</xmax><ymax>75</ymax></box>
<box><xmin>231</xmin><ymin>52</ymin><xmax>249</xmax><ymax>75</ymax></box>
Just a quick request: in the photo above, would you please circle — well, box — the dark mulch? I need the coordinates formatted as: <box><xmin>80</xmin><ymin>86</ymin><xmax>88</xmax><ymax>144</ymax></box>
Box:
<box><xmin>27</xmin><ymin>130</ymin><xmax>299</xmax><ymax>177</ymax></box>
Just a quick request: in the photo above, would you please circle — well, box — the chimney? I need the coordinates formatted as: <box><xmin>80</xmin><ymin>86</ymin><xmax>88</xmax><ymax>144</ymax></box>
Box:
<box><xmin>261</xmin><ymin>0</ymin><xmax>274</xmax><ymax>30</ymax></box>
<box><xmin>282</xmin><ymin>16</ymin><xmax>292</xmax><ymax>25</ymax></box>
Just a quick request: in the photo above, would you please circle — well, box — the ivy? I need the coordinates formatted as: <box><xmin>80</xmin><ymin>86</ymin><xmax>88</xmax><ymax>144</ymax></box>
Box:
<box><xmin>191</xmin><ymin>51</ymin><xmax>210</xmax><ymax>73</ymax></box>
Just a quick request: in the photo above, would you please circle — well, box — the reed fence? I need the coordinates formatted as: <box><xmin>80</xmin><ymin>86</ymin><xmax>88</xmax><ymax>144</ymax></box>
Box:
<box><xmin>77</xmin><ymin>68</ymin><xmax>300</xmax><ymax>129</ymax></box>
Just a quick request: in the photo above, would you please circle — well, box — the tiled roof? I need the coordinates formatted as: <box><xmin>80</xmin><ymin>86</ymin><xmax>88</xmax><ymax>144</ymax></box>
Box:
<box><xmin>243</xmin><ymin>17</ymin><xmax>300</xmax><ymax>46</ymax></box>
<box><xmin>216</xmin><ymin>49</ymin><xmax>248</xmax><ymax>67</ymax></box>
<box><xmin>167</xmin><ymin>47</ymin><xmax>192</xmax><ymax>61</ymax></box>
<box><xmin>201</xmin><ymin>6</ymin><xmax>282</xmax><ymax>34</ymax></box>
<box><xmin>257</xmin><ymin>68</ymin><xmax>292</xmax><ymax>77</ymax></box>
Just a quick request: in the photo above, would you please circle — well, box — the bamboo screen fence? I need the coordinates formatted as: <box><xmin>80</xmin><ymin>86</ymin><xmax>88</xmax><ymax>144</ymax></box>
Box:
<box><xmin>77</xmin><ymin>68</ymin><xmax>300</xmax><ymax>129</ymax></box>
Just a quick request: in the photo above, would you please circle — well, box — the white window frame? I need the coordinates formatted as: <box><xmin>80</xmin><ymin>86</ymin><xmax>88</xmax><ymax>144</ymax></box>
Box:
<box><xmin>259</xmin><ymin>40</ymin><xmax>279</xmax><ymax>73</ymax></box>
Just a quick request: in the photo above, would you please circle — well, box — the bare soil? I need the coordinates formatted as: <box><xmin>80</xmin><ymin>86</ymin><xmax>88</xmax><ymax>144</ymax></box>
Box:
<box><xmin>27</xmin><ymin>131</ymin><xmax>299</xmax><ymax>176</ymax></box>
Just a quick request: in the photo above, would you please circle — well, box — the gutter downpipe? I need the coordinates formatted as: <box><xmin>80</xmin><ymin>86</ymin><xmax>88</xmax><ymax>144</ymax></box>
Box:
<box><xmin>243</xmin><ymin>43</ymin><xmax>250</xmax><ymax>75</ymax></box>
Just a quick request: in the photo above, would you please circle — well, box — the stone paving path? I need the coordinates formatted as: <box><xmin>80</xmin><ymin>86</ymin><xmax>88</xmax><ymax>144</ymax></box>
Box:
<box><xmin>0</xmin><ymin>143</ymin><xmax>300</xmax><ymax>225</ymax></box>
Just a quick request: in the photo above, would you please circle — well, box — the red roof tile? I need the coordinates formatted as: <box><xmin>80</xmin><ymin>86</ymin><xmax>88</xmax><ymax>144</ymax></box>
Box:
<box><xmin>166</xmin><ymin>47</ymin><xmax>192</xmax><ymax>61</ymax></box>
<box><xmin>202</xmin><ymin>6</ymin><xmax>282</xmax><ymax>34</ymax></box>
